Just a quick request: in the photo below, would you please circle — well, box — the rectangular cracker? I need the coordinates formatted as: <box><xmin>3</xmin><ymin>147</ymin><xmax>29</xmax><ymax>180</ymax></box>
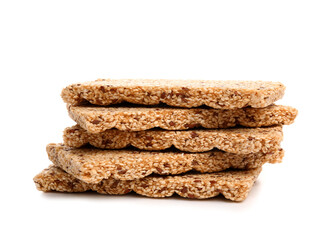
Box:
<box><xmin>64</xmin><ymin>125</ymin><xmax>283</xmax><ymax>154</ymax></box>
<box><xmin>67</xmin><ymin>104</ymin><xmax>297</xmax><ymax>133</ymax></box>
<box><xmin>46</xmin><ymin>143</ymin><xmax>283</xmax><ymax>184</ymax></box>
<box><xmin>61</xmin><ymin>79</ymin><xmax>285</xmax><ymax>109</ymax></box>
<box><xmin>34</xmin><ymin>165</ymin><xmax>262</xmax><ymax>201</ymax></box>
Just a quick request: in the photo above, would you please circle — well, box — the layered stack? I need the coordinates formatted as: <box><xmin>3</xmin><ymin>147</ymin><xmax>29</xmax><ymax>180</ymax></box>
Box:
<box><xmin>33</xmin><ymin>79</ymin><xmax>297</xmax><ymax>201</ymax></box>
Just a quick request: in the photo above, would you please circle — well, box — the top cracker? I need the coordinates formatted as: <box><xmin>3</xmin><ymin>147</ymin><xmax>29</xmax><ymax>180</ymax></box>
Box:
<box><xmin>61</xmin><ymin>79</ymin><xmax>285</xmax><ymax>109</ymax></box>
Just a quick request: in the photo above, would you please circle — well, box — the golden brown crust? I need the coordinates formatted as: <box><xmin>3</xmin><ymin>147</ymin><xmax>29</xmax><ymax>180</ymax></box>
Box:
<box><xmin>67</xmin><ymin>104</ymin><xmax>297</xmax><ymax>133</ymax></box>
<box><xmin>61</xmin><ymin>79</ymin><xmax>285</xmax><ymax>109</ymax></box>
<box><xmin>34</xmin><ymin>165</ymin><xmax>262</xmax><ymax>201</ymax></box>
<box><xmin>46</xmin><ymin>143</ymin><xmax>283</xmax><ymax>183</ymax></box>
<box><xmin>64</xmin><ymin>125</ymin><xmax>283</xmax><ymax>153</ymax></box>
<box><xmin>33</xmin><ymin>165</ymin><xmax>90</xmax><ymax>193</ymax></box>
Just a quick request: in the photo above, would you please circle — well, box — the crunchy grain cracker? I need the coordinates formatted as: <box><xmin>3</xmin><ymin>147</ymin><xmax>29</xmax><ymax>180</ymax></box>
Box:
<box><xmin>61</xmin><ymin>79</ymin><xmax>285</xmax><ymax>109</ymax></box>
<box><xmin>67</xmin><ymin>104</ymin><xmax>297</xmax><ymax>133</ymax></box>
<box><xmin>64</xmin><ymin>125</ymin><xmax>283</xmax><ymax>153</ymax></box>
<box><xmin>46</xmin><ymin>143</ymin><xmax>283</xmax><ymax>184</ymax></box>
<box><xmin>34</xmin><ymin>165</ymin><xmax>262</xmax><ymax>201</ymax></box>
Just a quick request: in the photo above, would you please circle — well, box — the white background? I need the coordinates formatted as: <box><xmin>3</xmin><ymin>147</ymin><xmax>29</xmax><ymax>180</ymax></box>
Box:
<box><xmin>1</xmin><ymin>0</ymin><xmax>328</xmax><ymax>239</ymax></box>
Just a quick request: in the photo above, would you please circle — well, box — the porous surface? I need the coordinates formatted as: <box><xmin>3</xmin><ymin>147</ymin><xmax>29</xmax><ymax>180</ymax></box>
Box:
<box><xmin>34</xmin><ymin>165</ymin><xmax>262</xmax><ymax>201</ymax></box>
<box><xmin>64</xmin><ymin>125</ymin><xmax>283</xmax><ymax>153</ymax></box>
<box><xmin>46</xmin><ymin>143</ymin><xmax>283</xmax><ymax>183</ymax></box>
<box><xmin>67</xmin><ymin>104</ymin><xmax>298</xmax><ymax>133</ymax></box>
<box><xmin>61</xmin><ymin>79</ymin><xmax>285</xmax><ymax>109</ymax></box>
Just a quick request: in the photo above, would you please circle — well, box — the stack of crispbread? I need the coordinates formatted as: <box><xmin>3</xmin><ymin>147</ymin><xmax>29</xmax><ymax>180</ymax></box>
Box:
<box><xmin>33</xmin><ymin>79</ymin><xmax>297</xmax><ymax>201</ymax></box>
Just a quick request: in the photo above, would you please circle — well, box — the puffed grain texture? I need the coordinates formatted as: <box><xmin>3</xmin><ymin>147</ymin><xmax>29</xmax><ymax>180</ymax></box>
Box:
<box><xmin>67</xmin><ymin>104</ymin><xmax>297</xmax><ymax>133</ymax></box>
<box><xmin>46</xmin><ymin>143</ymin><xmax>283</xmax><ymax>184</ymax></box>
<box><xmin>64</xmin><ymin>125</ymin><xmax>283</xmax><ymax>153</ymax></box>
<box><xmin>61</xmin><ymin>79</ymin><xmax>285</xmax><ymax>109</ymax></box>
<box><xmin>34</xmin><ymin>165</ymin><xmax>262</xmax><ymax>201</ymax></box>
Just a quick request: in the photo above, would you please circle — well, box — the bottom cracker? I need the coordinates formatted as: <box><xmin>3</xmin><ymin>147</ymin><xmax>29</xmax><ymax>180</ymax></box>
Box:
<box><xmin>34</xmin><ymin>165</ymin><xmax>261</xmax><ymax>202</ymax></box>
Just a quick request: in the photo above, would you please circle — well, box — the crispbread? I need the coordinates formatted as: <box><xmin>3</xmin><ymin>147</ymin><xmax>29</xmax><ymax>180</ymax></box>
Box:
<box><xmin>34</xmin><ymin>165</ymin><xmax>261</xmax><ymax>201</ymax></box>
<box><xmin>64</xmin><ymin>125</ymin><xmax>283</xmax><ymax>153</ymax></box>
<box><xmin>61</xmin><ymin>79</ymin><xmax>285</xmax><ymax>109</ymax></box>
<box><xmin>67</xmin><ymin>104</ymin><xmax>297</xmax><ymax>133</ymax></box>
<box><xmin>46</xmin><ymin>143</ymin><xmax>283</xmax><ymax>183</ymax></box>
